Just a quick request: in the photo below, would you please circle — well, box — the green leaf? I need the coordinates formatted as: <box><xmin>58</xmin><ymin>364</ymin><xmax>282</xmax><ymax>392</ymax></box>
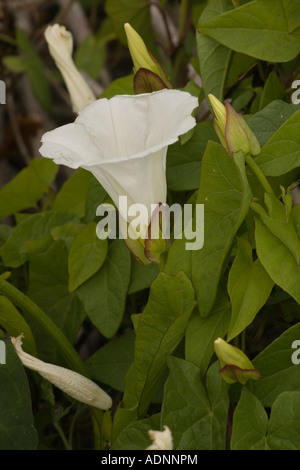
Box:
<box><xmin>166</xmin><ymin>121</ymin><xmax>218</xmax><ymax>191</ymax></box>
<box><xmin>0</xmin><ymin>339</ymin><xmax>38</xmax><ymax>450</ymax></box>
<box><xmin>232</xmin><ymin>389</ymin><xmax>300</xmax><ymax>450</ymax></box>
<box><xmin>0</xmin><ymin>159</ymin><xmax>57</xmax><ymax>222</ymax></box>
<box><xmin>0</xmin><ymin>225</ymin><xmax>13</xmax><ymax>248</ymax></box>
<box><xmin>128</xmin><ymin>258</ymin><xmax>159</xmax><ymax>294</ymax></box>
<box><xmin>227</xmin><ymin>237</ymin><xmax>274</xmax><ymax>341</ymax></box>
<box><xmin>87</xmin><ymin>330</ymin><xmax>135</xmax><ymax>391</ymax></box>
<box><xmin>105</xmin><ymin>0</ymin><xmax>153</xmax><ymax>47</ymax></box>
<box><xmin>111</xmin><ymin>414</ymin><xmax>160</xmax><ymax>450</ymax></box>
<box><xmin>231</xmin><ymin>387</ymin><xmax>269</xmax><ymax>450</ymax></box>
<box><xmin>199</xmin><ymin>0</ymin><xmax>300</xmax><ymax>63</ymax></box>
<box><xmin>16</xmin><ymin>29</ymin><xmax>51</xmax><ymax>111</ymax></box>
<box><xmin>27</xmin><ymin>241</ymin><xmax>85</xmax><ymax>363</ymax></box>
<box><xmin>267</xmin><ymin>392</ymin><xmax>300</xmax><ymax>449</ymax></box>
<box><xmin>252</xmin><ymin>193</ymin><xmax>300</xmax><ymax>264</ymax></box>
<box><xmin>164</xmin><ymin>237</ymin><xmax>192</xmax><ymax>280</ymax></box>
<box><xmin>113</xmin><ymin>271</ymin><xmax>195</xmax><ymax>438</ymax></box>
<box><xmin>196</xmin><ymin>0</ymin><xmax>233</xmax><ymax>101</ymax></box>
<box><xmin>100</xmin><ymin>75</ymin><xmax>134</xmax><ymax>99</ymax></box>
<box><xmin>74</xmin><ymin>35</ymin><xmax>105</xmax><ymax>80</ymax></box>
<box><xmin>162</xmin><ymin>358</ymin><xmax>228</xmax><ymax>450</ymax></box>
<box><xmin>254</xmin><ymin>217</ymin><xmax>300</xmax><ymax>304</ymax></box>
<box><xmin>0</xmin><ymin>211</ymin><xmax>79</xmax><ymax>268</ymax></box>
<box><xmin>77</xmin><ymin>240</ymin><xmax>131</xmax><ymax>338</ymax></box>
<box><xmin>251</xmin><ymin>323</ymin><xmax>300</xmax><ymax>406</ymax></box>
<box><xmin>0</xmin><ymin>296</ymin><xmax>36</xmax><ymax>356</ymax></box>
<box><xmin>254</xmin><ymin>110</ymin><xmax>300</xmax><ymax>176</ymax></box>
<box><xmin>53</xmin><ymin>169</ymin><xmax>106</xmax><ymax>219</ymax></box>
<box><xmin>259</xmin><ymin>72</ymin><xmax>286</xmax><ymax>110</ymax></box>
<box><xmin>68</xmin><ymin>223</ymin><xmax>108</xmax><ymax>291</ymax></box>
<box><xmin>246</xmin><ymin>100</ymin><xmax>298</xmax><ymax>147</ymax></box>
<box><xmin>53</xmin><ymin>169</ymin><xmax>91</xmax><ymax>218</ymax></box>
<box><xmin>282</xmin><ymin>0</ymin><xmax>300</xmax><ymax>32</ymax></box>
<box><xmin>192</xmin><ymin>142</ymin><xmax>252</xmax><ymax>316</ymax></box>
<box><xmin>185</xmin><ymin>282</ymin><xmax>231</xmax><ymax>376</ymax></box>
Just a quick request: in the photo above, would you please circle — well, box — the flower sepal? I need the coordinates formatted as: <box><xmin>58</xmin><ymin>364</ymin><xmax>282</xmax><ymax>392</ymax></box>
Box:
<box><xmin>219</xmin><ymin>364</ymin><xmax>261</xmax><ymax>385</ymax></box>
<box><xmin>134</xmin><ymin>68</ymin><xmax>168</xmax><ymax>94</ymax></box>
<box><xmin>123</xmin><ymin>235</ymin><xmax>152</xmax><ymax>266</ymax></box>
<box><xmin>144</xmin><ymin>203</ymin><xmax>169</xmax><ymax>264</ymax></box>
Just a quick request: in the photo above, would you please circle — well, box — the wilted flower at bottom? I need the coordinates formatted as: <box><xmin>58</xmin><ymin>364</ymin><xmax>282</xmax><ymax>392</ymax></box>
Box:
<box><xmin>146</xmin><ymin>425</ymin><xmax>173</xmax><ymax>450</ymax></box>
<box><xmin>11</xmin><ymin>334</ymin><xmax>112</xmax><ymax>410</ymax></box>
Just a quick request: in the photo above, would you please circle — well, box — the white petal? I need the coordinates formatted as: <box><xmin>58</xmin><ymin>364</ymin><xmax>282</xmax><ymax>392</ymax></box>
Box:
<box><xmin>39</xmin><ymin>89</ymin><xmax>198</xmax><ymax>225</ymax></box>
<box><xmin>146</xmin><ymin>426</ymin><xmax>173</xmax><ymax>450</ymax></box>
<box><xmin>75</xmin><ymin>89</ymin><xmax>198</xmax><ymax>162</ymax></box>
<box><xmin>40</xmin><ymin>122</ymin><xmax>101</xmax><ymax>168</ymax></box>
<box><xmin>87</xmin><ymin>148</ymin><xmax>167</xmax><ymax>222</ymax></box>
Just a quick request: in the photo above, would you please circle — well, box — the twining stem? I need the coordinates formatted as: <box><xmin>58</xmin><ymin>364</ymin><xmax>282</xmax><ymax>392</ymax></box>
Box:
<box><xmin>245</xmin><ymin>154</ymin><xmax>275</xmax><ymax>196</ymax></box>
<box><xmin>0</xmin><ymin>274</ymin><xmax>88</xmax><ymax>377</ymax></box>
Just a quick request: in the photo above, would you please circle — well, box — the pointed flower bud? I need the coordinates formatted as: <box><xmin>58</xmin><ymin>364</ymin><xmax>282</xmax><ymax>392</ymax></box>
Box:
<box><xmin>11</xmin><ymin>334</ymin><xmax>112</xmax><ymax>410</ymax></box>
<box><xmin>124</xmin><ymin>23</ymin><xmax>172</xmax><ymax>91</ymax></box>
<box><xmin>208</xmin><ymin>94</ymin><xmax>261</xmax><ymax>156</ymax></box>
<box><xmin>214</xmin><ymin>337</ymin><xmax>261</xmax><ymax>385</ymax></box>
<box><xmin>146</xmin><ymin>426</ymin><xmax>173</xmax><ymax>450</ymax></box>
<box><xmin>44</xmin><ymin>24</ymin><xmax>95</xmax><ymax>113</ymax></box>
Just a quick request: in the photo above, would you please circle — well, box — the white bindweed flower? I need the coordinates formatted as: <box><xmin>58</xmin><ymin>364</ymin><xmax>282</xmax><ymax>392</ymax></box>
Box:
<box><xmin>39</xmin><ymin>89</ymin><xmax>198</xmax><ymax>235</ymax></box>
<box><xmin>44</xmin><ymin>24</ymin><xmax>95</xmax><ymax>113</ymax></box>
<box><xmin>146</xmin><ymin>425</ymin><xmax>173</xmax><ymax>450</ymax></box>
<box><xmin>11</xmin><ymin>335</ymin><xmax>112</xmax><ymax>410</ymax></box>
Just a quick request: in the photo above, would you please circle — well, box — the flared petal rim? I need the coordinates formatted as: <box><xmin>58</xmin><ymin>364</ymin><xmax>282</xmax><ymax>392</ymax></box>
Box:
<box><xmin>40</xmin><ymin>89</ymin><xmax>198</xmax><ymax>167</ymax></box>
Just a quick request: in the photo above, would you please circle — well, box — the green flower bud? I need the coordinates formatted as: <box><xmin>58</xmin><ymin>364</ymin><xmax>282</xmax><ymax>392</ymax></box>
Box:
<box><xmin>214</xmin><ymin>338</ymin><xmax>261</xmax><ymax>385</ymax></box>
<box><xmin>208</xmin><ymin>94</ymin><xmax>261</xmax><ymax>156</ymax></box>
<box><xmin>124</xmin><ymin>23</ymin><xmax>172</xmax><ymax>91</ymax></box>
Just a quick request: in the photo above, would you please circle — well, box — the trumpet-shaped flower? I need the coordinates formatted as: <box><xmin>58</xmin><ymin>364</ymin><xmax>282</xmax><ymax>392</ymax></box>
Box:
<box><xmin>146</xmin><ymin>426</ymin><xmax>173</xmax><ymax>450</ymax></box>
<box><xmin>44</xmin><ymin>24</ymin><xmax>95</xmax><ymax>113</ymax></box>
<box><xmin>11</xmin><ymin>335</ymin><xmax>112</xmax><ymax>410</ymax></box>
<box><xmin>39</xmin><ymin>89</ymin><xmax>198</xmax><ymax>237</ymax></box>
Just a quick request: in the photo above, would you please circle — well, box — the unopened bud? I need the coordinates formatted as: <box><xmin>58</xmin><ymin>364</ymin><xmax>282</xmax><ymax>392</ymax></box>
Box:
<box><xmin>208</xmin><ymin>94</ymin><xmax>261</xmax><ymax>156</ymax></box>
<box><xmin>214</xmin><ymin>337</ymin><xmax>260</xmax><ymax>385</ymax></box>
<box><xmin>124</xmin><ymin>23</ymin><xmax>172</xmax><ymax>91</ymax></box>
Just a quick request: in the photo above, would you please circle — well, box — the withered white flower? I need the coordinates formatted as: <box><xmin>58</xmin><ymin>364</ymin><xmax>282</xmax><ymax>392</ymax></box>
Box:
<box><xmin>146</xmin><ymin>425</ymin><xmax>173</xmax><ymax>450</ymax></box>
<box><xmin>44</xmin><ymin>24</ymin><xmax>95</xmax><ymax>113</ymax></box>
<box><xmin>39</xmin><ymin>89</ymin><xmax>198</xmax><ymax>233</ymax></box>
<box><xmin>11</xmin><ymin>335</ymin><xmax>112</xmax><ymax>410</ymax></box>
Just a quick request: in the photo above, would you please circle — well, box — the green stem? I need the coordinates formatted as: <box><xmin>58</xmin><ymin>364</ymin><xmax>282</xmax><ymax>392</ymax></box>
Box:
<box><xmin>245</xmin><ymin>154</ymin><xmax>275</xmax><ymax>196</ymax></box>
<box><xmin>53</xmin><ymin>419</ymin><xmax>72</xmax><ymax>450</ymax></box>
<box><xmin>0</xmin><ymin>274</ymin><xmax>88</xmax><ymax>377</ymax></box>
